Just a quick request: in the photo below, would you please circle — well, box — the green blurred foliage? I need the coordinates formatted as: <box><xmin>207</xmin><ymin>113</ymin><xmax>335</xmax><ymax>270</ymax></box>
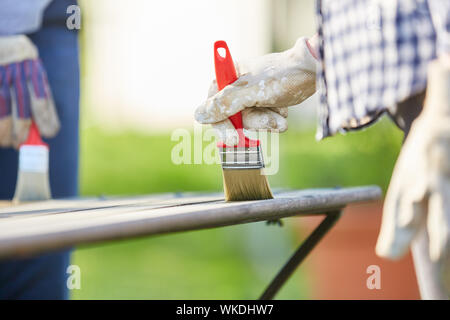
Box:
<box><xmin>274</xmin><ymin>117</ymin><xmax>403</xmax><ymax>193</ymax></box>
<box><xmin>80</xmin><ymin>117</ymin><xmax>402</xmax><ymax>197</ymax></box>
<box><xmin>79</xmin><ymin>129</ymin><xmax>222</xmax><ymax>196</ymax></box>
<box><xmin>72</xmin><ymin>117</ymin><xmax>402</xmax><ymax>299</ymax></box>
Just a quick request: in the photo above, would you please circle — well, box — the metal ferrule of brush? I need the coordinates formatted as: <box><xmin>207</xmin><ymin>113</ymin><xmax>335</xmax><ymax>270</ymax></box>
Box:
<box><xmin>219</xmin><ymin>146</ymin><xmax>265</xmax><ymax>170</ymax></box>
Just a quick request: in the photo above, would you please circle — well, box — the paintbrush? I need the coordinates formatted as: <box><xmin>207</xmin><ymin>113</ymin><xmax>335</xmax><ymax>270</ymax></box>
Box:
<box><xmin>13</xmin><ymin>121</ymin><xmax>51</xmax><ymax>202</ymax></box>
<box><xmin>214</xmin><ymin>40</ymin><xmax>273</xmax><ymax>201</ymax></box>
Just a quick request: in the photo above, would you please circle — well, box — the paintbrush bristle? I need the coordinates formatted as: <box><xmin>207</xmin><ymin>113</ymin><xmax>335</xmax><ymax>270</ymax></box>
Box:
<box><xmin>222</xmin><ymin>168</ymin><xmax>273</xmax><ymax>201</ymax></box>
<box><xmin>13</xmin><ymin>171</ymin><xmax>51</xmax><ymax>202</ymax></box>
<box><xmin>13</xmin><ymin>144</ymin><xmax>51</xmax><ymax>203</ymax></box>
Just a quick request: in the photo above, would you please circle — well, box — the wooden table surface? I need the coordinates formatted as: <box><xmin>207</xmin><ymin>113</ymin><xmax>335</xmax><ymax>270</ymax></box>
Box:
<box><xmin>0</xmin><ymin>186</ymin><xmax>381</xmax><ymax>259</ymax></box>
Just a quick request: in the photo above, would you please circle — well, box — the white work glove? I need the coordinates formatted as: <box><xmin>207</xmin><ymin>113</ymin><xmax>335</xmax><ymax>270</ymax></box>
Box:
<box><xmin>0</xmin><ymin>35</ymin><xmax>60</xmax><ymax>148</ymax></box>
<box><xmin>376</xmin><ymin>57</ymin><xmax>450</xmax><ymax>267</ymax></box>
<box><xmin>194</xmin><ymin>37</ymin><xmax>317</xmax><ymax>145</ymax></box>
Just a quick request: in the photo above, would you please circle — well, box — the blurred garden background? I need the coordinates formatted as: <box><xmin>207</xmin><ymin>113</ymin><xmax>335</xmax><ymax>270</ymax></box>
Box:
<box><xmin>71</xmin><ymin>0</ymin><xmax>404</xmax><ymax>299</ymax></box>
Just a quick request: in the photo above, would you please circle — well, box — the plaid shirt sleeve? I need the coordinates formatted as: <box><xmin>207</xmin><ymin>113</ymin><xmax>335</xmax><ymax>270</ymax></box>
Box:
<box><xmin>315</xmin><ymin>0</ymin><xmax>440</xmax><ymax>140</ymax></box>
<box><xmin>428</xmin><ymin>0</ymin><xmax>450</xmax><ymax>54</ymax></box>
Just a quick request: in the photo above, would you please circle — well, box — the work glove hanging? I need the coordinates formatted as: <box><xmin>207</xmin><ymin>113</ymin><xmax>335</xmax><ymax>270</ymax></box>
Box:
<box><xmin>0</xmin><ymin>35</ymin><xmax>60</xmax><ymax>148</ymax></box>
<box><xmin>195</xmin><ymin>37</ymin><xmax>317</xmax><ymax>145</ymax></box>
<box><xmin>376</xmin><ymin>57</ymin><xmax>450</xmax><ymax>286</ymax></box>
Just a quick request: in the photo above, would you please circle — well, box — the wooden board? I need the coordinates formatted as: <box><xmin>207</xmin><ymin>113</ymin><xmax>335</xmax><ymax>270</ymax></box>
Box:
<box><xmin>0</xmin><ymin>186</ymin><xmax>381</xmax><ymax>259</ymax></box>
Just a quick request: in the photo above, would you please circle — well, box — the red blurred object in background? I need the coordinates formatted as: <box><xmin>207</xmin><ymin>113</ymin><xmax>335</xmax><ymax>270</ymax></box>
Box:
<box><xmin>297</xmin><ymin>201</ymin><xmax>420</xmax><ymax>299</ymax></box>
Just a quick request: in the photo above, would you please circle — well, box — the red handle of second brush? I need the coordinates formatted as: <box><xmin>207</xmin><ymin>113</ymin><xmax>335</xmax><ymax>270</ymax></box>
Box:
<box><xmin>214</xmin><ymin>41</ymin><xmax>259</xmax><ymax>147</ymax></box>
<box><xmin>21</xmin><ymin>121</ymin><xmax>48</xmax><ymax>147</ymax></box>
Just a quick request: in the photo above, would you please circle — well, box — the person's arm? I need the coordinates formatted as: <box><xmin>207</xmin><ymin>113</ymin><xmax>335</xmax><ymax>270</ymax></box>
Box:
<box><xmin>376</xmin><ymin>57</ymin><xmax>450</xmax><ymax>297</ymax></box>
<box><xmin>376</xmin><ymin>0</ymin><xmax>450</xmax><ymax>298</ymax></box>
<box><xmin>306</xmin><ymin>34</ymin><xmax>319</xmax><ymax>60</ymax></box>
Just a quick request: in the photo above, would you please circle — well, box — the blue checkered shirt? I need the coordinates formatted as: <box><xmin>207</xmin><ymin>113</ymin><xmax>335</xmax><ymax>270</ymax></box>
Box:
<box><xmin>316</xmin><ymin>0</ymin><xmax>449</xmax><ymax>139</ymax></box>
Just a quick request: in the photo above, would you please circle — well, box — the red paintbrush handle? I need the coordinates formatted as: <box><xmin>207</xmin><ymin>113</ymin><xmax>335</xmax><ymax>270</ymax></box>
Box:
<box><xmin>22</xmin><ymin>121</ymin><xmax>48</xmax><ymax>147</ymax></box>
<box><xmin>214</xmin><ymin>41</ymin><xmax>259</xmax><ymax>148</ymax></box>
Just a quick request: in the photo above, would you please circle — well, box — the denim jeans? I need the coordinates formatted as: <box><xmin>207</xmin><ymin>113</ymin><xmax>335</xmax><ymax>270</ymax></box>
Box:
<box><xmin>0</xmin><ymin>0</ymin><xmax>79</xmax><ymax>300</ymax></box>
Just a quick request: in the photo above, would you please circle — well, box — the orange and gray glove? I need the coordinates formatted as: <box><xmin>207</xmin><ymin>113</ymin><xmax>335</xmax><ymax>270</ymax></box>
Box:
<box><xmin>194</xmin><ymin>37</ymin><xmax>317</xmax><ymax>145</ymax></box>
<box><xmin>0</xmin><ymin>35</ymin><xmax>60</xmax><ymax>148</ymax></box>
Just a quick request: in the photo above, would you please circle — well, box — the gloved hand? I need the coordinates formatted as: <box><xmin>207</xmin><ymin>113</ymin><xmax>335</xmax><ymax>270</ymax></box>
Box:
<box><xmin>0</xmin><ymin>35</ymin><xmax>59</xmax><ymax>148</ymax></box>
<box><xmin>376</xmin><ymin>57</ymin><xmax>450</xmax><ymax>266</ymax></box>
<box><xmin>194</xmin><ymin>37</ymin><xmax>317</xmax><ymax>145</ymax></box>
